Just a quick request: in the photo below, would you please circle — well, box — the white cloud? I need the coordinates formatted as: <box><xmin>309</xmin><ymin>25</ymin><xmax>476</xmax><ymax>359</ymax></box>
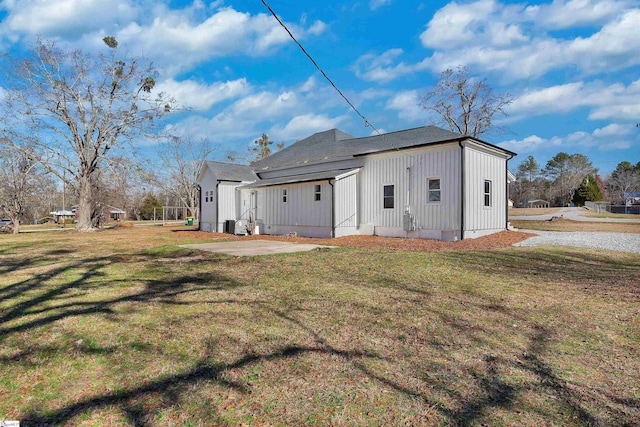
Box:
<box><xmin>592</xmin><ymin>123</ymin><xmax>634</xmax><ymax>137</ymax></box>
<box><xmin>499</xmin><ymin>125</ymin><xmax>635</xmax><ymax>154</ymax></box>
<box><xmin>356</xmin><ymin>0</ymin><xmax>640</xmax><ymax>82</ymax></box>
<box><xmin>353</xmin><ymin>49</ymin><xmax>430</xmax><ymax>82</ymax></box>
<box><xmin>385</xmin><ymin>90</ymin><xmax>423</xmax><ymax>122</ymax></box>
<box><xmin>0</xmin><ymin>0</ymin><xmax>137</xmax><ymax>38</ymax></box>
<box><xmin>370</xmin><ymin>0</ymin><xmax>393</xmax><ymax>11</ymax></box>
<box><xmin>271</xmin><ymin>113</ymin><xmax>349</xmax><ymax>140</ymax></box>
<box><xmin>154</xmin><ymin>78</ymin><xmax>249</xmax><ymax>111</ymax></box>
<box><xmin>0</xmin><ymin>3</ymin><xmax>327</xmax><ymax>78</ymax></box>
<box><xmin>525</xmin><ymin>0</ymin><xmax>634</xmax><ymax>29</ymax></box>
<box><xmin>507</xmin><ymin>79</ymin><xmax>640</xmax><ymax>122</ymax></box>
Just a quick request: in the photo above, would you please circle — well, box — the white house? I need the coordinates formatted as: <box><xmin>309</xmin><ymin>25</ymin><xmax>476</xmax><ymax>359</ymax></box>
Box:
<box><xmin>197</xmin><ymin>126</ymin><xmax>516</xmax><ymax>240</ymax></box>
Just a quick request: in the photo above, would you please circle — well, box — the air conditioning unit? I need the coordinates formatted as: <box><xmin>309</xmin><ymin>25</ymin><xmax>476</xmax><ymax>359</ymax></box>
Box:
<box><xmin>224</xmin><ymin>219</ymin><xmax>235</xmax><ymax>234</ymax></box>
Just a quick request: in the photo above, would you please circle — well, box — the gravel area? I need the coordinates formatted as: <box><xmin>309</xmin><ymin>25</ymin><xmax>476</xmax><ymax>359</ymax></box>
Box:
<box><xmin>514</xmin><ymin>230</ymin><xmax>640</xmax><ymax>254</ymax></box>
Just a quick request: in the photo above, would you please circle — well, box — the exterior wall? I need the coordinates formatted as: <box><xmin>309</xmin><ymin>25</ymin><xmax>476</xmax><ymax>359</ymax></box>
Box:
<box><xmin>463</xmin><ymin>143</ymin><xmax>508</xmax><ymax>238</ymax></box>
<box><xmin>334</xmin><ymin>173</ymin><xmax>358</xmax><ymax>237</ymax></box>
<box><xmin>359</xmin><ymin>144</ymin><xmax>462</xmax><ymax>239</ymax></box>
<box><xmin>257</xmin><ymin>181</ymin><xmax>332</xmax><ymax>238</ymax></box>
<box><xmin>199</xmin><ymin>169</ymin><xmax>218</xmax><ymax>232</ymax></box>
<box><xmin>217</xmin><ymin>182</ymin><xmax>241</xmax><ymax>232</ymax></box>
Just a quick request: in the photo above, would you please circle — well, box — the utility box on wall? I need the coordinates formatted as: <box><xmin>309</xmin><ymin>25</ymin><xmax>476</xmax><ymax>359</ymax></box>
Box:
<box><xmin>403</xmin><ymin>212</ymin><xmax>416</xmax><ymax>231</ymax></box>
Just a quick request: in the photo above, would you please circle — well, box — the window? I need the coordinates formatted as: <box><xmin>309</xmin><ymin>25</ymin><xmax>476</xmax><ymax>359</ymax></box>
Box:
<box><xmin>484</xmin><ymin>180</ymin><xmax>492</xmax><ymax>207</ymax></box>
<box><xmin>428</xmin><ymin>178</ymin><xmax>441</xmax><ymax>202</ymax></box>
<box><xmin>383</xmin><ymin>185</ymin><xmax>394</xmax><ymax>209</ymax></box>
<box><xmin>314</xmin><ymin>184</ymin><xmax>321</xmax><ymax>201</ymax></box>
<box><xmin>205</xmin><ymin>191</ymin><xmax>209</xmax><ymax>203</ymax></box>
<box><xmin>282</xmin><ymin>188</ymin><xmax>288</xmax><ymax>203</ymax></box>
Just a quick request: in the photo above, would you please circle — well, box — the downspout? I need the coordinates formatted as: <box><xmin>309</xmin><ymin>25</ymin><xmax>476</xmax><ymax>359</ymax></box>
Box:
<box><xmin>215</xmin><ymin>181</ymin><xmax>220</xmax><ymax>233</ymax></box>
<box><xmin>197</xmin><ymin>184</ymin><xmax>202</xmax><ymax>231</ymax></box>
<box><xmin>458</xmin><ymin>141</ymin><xmax>465</xmax><ymax>241</ymax></box>
<box><xmin>328</xmin><ymin>179</ymin><xmax>335</xmax><ymax>238</ymax></box>
<box><xmin>505</xmin><ymin>154</ymin><xmax>514</xmax><ymax>230</ymax></box>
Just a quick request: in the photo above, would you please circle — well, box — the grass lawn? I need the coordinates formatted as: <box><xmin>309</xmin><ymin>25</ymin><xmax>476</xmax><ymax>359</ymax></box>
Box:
<box><xmin>580</xmin><ymin>212</ymin><xmax>640</xmax><ymax>220</ymax></box>
<box><xmin>509</xmin><ymin>208</ymin><xmax>563</xmax><ymax>216</ymax></box>
<box><xmin>1</xmin><ymin>227</ymin><xmax>638</xmax><ymax>426</ymax></box>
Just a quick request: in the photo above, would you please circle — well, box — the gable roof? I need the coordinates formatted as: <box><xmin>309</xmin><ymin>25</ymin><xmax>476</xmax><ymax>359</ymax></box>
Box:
<box><xmin>202</xmin><ymin>161</ymin><xmax>258</xmax><ymax>182</ymax></box>
<box><xmin>252</xmin><ymin>126</ymin><xmax>515</xmax><ymax>171</ymax></box>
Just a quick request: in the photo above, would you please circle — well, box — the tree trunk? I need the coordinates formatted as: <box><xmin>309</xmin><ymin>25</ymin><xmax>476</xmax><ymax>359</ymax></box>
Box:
<box><xmin>10</xmin><ymin>213</ymin><xmax>20</xmax><ymax>234</ymax></box>
<box><xmin>76</xmin><ymin>174</ymin><xmax>95</xmax><ymax>231</ymax></box>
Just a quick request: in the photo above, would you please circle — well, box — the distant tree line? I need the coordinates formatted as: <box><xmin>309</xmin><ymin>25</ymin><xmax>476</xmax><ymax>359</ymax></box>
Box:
<box><xmin>511</xmin><ymin>153</ymin><xmax>640</xmax><ymax>207</ymax></box>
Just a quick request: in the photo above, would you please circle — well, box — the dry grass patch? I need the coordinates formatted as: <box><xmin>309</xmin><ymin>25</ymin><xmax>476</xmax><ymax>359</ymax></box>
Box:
<box><xmin>509</xmin><ymin>207</ymin><xmax>563</xmax><ymax>216</ymax></box>
<box><xmin>1</xmin><ymin>227</ymin><xmax>638</xmax><ymax>426</ymax></box>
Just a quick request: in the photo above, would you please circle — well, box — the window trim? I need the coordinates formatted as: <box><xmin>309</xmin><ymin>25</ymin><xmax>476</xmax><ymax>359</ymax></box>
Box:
<box><xmin>427</xmin><ymin>177</ymin><xmax>441</xmax><ymax>204</ymax></box>
<box><xmin>282</xmin><ymin>188</ymin><xmax>288</xmax><ymax>203</ymax></box>
<box><xmin>383</xmin><ymin>184</ymin><xmax>395</xmax><ymax>209</ymax></box>
<box><xmin>484</xmin><ymin>179</ymin><xmax>492</xmax><ymax>208</ymax></box>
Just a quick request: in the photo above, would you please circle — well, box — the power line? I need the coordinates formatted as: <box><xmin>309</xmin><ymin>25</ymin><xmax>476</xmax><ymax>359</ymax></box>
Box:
<box><xmin>260</xmin><ymin>0</ymin><xmax>381</xmax><ymax>135</ymax></box>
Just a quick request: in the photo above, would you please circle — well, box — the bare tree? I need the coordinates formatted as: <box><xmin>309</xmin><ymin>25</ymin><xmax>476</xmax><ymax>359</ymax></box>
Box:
<box><xmin>420</xmin><ymin>66</ymin><xmax>514</xmax><ymax>138</ymax></box>
<box><xmin>0</xmin><ymin>37</ymin><xmax>175</xmax><ymax>231</ymax></box>
<box><xmin>0</xmin><ymin>140</ymin><xmax>41</xmax><ymax>233</ymax></box>
<box><xmin>543</xmin><ymin>152</ymin><xmax>596</xmax><ymax>206</ymax></box>
<box><xmin>147</xmin><ymin>136</ymin><xmax>215</xmax><ymax>219</ymax></box>
<box><xmin>606</xmin><ymin>161</ymin><xmax>639</xmax><ymax>204</ymax></box>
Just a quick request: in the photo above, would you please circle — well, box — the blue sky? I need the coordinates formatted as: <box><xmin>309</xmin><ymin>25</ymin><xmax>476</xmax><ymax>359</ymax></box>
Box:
<box><xmin>0</xmin><ymin>0</ymin><xmax>638</xmax><ymax>174</ymax></box>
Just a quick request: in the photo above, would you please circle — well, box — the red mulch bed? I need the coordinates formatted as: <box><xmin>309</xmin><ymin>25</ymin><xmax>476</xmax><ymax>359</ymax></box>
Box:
<box><xmin>173</xmin><ymin>230</ymin><xmax>536</xmax><ymax>252</ymax></box>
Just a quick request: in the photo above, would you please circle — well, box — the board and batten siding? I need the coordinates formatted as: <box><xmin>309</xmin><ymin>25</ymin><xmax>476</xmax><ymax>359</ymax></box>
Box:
<box><xmin>334</xmin><ymin>173</ymin><xmax>358</xmax><ymax>237</ymax></box>
<box><xmin>199</xmin><ymin>168</ymin><xmax>217</xmax><ymax>232</ymax></box>
<box><xmin>463</xmin><ymin>144</ymin><xmax>507</xmax><ymax>238</ymax></box>
<box><xmin>216</xmin><ymin>182</ymin><xmax>241</xmax><ymax>232</ymax></box>
<box><xmin>258</xmin><ymin>181</ymin><xmax>333</xmax><ymax>238</ymax></box>
<box><xmin>359</xmin><ymin>144</ymin><xmax>462</xmax><ymax>239</ymax></box>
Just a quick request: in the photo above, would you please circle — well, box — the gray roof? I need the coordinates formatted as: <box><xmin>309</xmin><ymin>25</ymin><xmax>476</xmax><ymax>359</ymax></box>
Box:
<box><xmin>251</xmin><ymin>126</ymin><xmax>514</xmax><ymax>171</ymax></box>
<box><xmin>241</xmin><ymin>169</ymin><xmax>359</xmax><ymax>189</ymax></box>
<box><xmin>205</xmin><ymin>161</ymin><xmax>258</xmax><ymax>182</ymax></box>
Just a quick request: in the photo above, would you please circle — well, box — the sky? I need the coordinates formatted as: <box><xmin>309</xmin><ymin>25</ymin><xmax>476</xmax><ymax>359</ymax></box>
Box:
<box><xmin>0</xmin><ymin>0</ymin><xmax>638</xmax><ymax>174</ymax></box>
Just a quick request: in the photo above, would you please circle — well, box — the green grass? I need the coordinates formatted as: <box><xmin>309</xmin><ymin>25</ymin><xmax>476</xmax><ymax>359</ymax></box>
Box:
<box><xmin>1</xmin><ymin>227</ymin><xmax>639</xmax><ymax>426</ymax></box>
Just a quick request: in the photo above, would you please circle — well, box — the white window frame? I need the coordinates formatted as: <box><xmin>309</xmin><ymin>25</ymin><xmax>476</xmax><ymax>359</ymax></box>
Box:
<box><xmin>314</xmin><ymin>184</ymin><xmax>321</xmax><ymax>201</ymax></box>
<box><xmin>282</xmin><ymin>188</ymin><xmax>288</xmax><ymax>203</ymax></box>
<box><xmin>427</xmin><ymin>178</ymin><xmax>441</xmax><ymax>203</ymax></box>
<box><xmin>484</xmin><ymin>180</ymin><xmax>492</xmax><ymax>208</ymax></box>
<box><xmin>383</xmin><ymin>184</ymin><xmax>395</xmax><ymax>209</ymax></box>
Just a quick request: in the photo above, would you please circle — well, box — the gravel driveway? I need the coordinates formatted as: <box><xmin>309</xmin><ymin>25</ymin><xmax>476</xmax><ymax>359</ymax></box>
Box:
<box><xmin>514</xmin><ymin>230</ymin><xmax>640</xmax><ymax>254</ymax></box>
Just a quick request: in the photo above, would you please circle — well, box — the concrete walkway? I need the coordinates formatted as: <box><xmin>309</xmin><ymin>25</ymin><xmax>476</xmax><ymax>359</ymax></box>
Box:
<box><xmin>510</xmin><ymin>207</ymin><xmax>640</xmax><ymax>223</ymax></box>
<box><xmin>180</xmin><ymin>240</ymin><xmax>337</xmax><ymax>257</ymax></box>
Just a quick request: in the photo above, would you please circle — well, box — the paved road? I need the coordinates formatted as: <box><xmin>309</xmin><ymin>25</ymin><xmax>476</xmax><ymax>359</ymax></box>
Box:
<box><xmin>510</xmin><ymin>207</ymin><xmax>640</xmax><ymax>223</ymax></box>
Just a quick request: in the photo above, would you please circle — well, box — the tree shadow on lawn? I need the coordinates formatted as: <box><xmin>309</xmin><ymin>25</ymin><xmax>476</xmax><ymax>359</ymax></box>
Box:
<box><xmin>4</xmin><ymin>246</ymin><xmax>639</xmax><ymax>425</ymax></box>
<box><xmin>444</xmin><ymin>247</ymin><xmax>640</xmax><ymax>299</ymax></box>
<box><xmin>18</xmin><ymin>296</ymin><xmax>639</xmax><ymax>426</ymax></box>
<box><xmin>0</xmin><ymin>247</ymin><xmax>245</xmax><ymax>337</ymax></box>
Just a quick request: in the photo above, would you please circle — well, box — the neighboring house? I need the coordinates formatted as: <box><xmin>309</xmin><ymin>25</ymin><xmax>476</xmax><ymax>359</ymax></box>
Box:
<box><xmin>197</xmin><ymin>126</ymin><xmax>517</xmax><ymax>240</ymax></box>
<box><xmin>521</xmin><ymin>199</ymin><xmax>550</xmax><ymax>209</ymax></box>
<box><xmin>52</xmin><ymin>204</ymin><xmax>127</xmax><ymax>223</ymax></box>
<box><xmin>102</xmin><ymin>204</ymin><xmax>126</xmax><ymax>221</ymax></box>
<box><xmin>198</xmin><ymin>161</ymin><xmax>259</xmax><ymax>233</ymax></box>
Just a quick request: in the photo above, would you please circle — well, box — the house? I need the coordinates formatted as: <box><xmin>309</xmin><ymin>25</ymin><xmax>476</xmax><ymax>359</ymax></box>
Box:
<box><xmin>521</xmin><ymin>199</ymin><xmax>550</xmax><ymax>209</ymax></box>
<box><xmin>197</xmin><ymin>126</ymin><xmax>516</xmax><ymax>240</ymax></box>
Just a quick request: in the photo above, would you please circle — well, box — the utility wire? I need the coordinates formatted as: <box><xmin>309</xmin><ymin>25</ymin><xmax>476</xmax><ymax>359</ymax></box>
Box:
<box><xmin>260</xmin><ymin>0</ymin><xmax>381</xmax><ymax>135</ymax></box>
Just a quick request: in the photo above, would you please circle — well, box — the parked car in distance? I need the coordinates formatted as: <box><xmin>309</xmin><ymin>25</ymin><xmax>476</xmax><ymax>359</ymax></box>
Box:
<box><xmin>0</xmin><ymin>218</ymin><xmax>14</xmax><ymax>233</ymax></box>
